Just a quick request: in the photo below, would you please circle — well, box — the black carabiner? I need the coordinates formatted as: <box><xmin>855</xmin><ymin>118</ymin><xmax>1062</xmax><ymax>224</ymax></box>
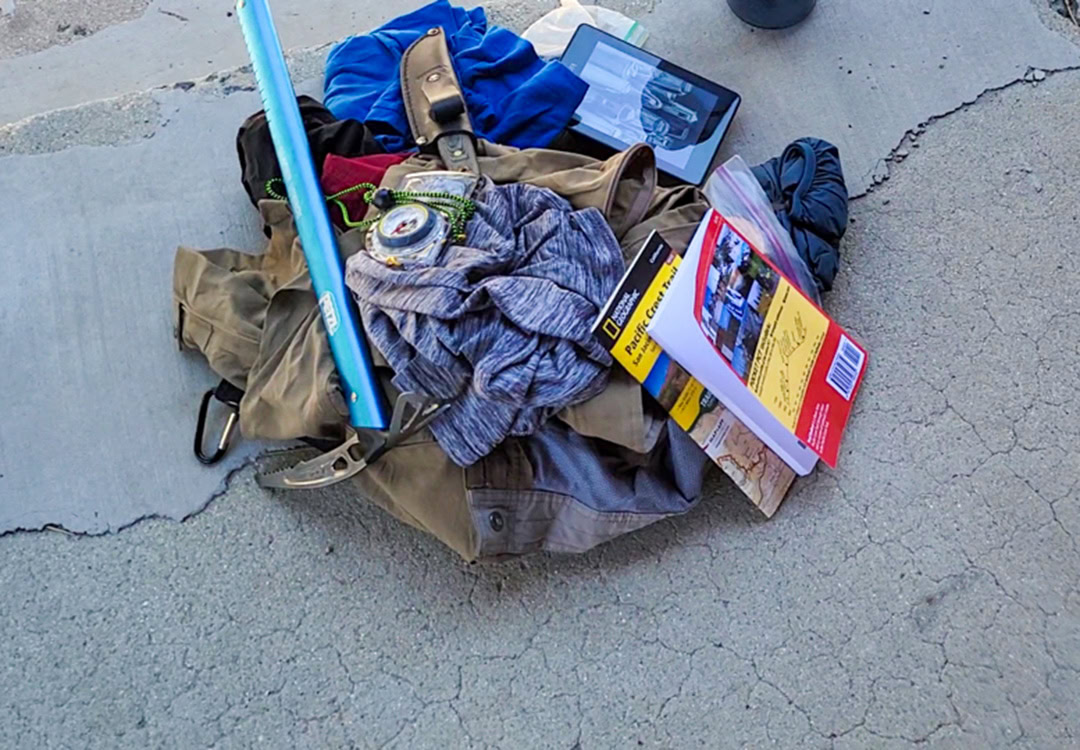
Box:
<box><xmin>194</xmin><ymin>380</ymin><xmax>242</xmax><ymax>465</ymax></box>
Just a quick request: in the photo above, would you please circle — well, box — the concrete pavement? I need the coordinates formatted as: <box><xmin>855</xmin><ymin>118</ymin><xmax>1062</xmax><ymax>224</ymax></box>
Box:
<box><xmin>4</xmin><ymin>0</ymin><xmax>1079</xmax><ymax>534</ymax></box>
<box><xmin>3</xmin><ymin>0</ymin><xmax>1080</xmax><ymax>747</ymax></box>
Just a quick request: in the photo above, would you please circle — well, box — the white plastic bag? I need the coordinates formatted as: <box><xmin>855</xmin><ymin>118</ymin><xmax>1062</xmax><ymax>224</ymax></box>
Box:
<box><xmin>522</xmin><ymin>0</ymin><xmax>649</xmax><ymax>59</ymax></box>
<box><xmin>704</xmin><ymin>156</ymin><xmax>822</xmax><ymax>305</ymax></box>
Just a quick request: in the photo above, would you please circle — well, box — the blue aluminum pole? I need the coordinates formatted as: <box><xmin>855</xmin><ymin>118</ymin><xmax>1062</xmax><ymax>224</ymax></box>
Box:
<box><xmin>235</xmin><ymin>0</ymin><xmax>388</xmax><ymax>429</ymax></box>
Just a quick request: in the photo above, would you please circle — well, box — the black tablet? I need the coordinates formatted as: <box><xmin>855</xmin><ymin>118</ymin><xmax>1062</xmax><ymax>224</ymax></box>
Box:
<box><xmin>561</xmin><ymin>25</ymin><xmax>741</xmax><ymax>185</ymax></box>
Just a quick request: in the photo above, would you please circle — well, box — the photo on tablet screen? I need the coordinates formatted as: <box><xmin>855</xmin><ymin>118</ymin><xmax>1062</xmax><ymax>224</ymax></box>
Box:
<box><xmin>562</xmin><ymin>26</ymin><xmax>740</xmax><ymax>184</ymax></box>
<box><xmin>577</xmin><ymin>42</ymin><xmax>717</xmax><ymax>170</ymax></box>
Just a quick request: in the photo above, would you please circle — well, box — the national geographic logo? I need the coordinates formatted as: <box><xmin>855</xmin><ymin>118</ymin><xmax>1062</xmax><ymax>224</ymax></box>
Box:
<box><xmin>602</xmin><ymin>288</ymin><xmax>641</xmax><ymax>342</ymax></box>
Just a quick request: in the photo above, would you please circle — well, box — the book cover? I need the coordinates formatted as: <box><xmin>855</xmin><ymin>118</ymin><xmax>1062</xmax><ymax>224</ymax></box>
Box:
<box><xmin>649</xmin><ymin>210</ymin><xmax>868</xmax><ymax>469</ymax></box>
<box><xmin>593</xmin><ymin>231</ymin><xmax>796</xmax><ymax>517</ymax></box>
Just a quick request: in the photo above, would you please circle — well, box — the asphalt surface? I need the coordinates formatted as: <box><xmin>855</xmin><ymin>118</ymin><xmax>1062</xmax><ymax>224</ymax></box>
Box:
<box><xmin>3</xmin><ymin>1</ymin><xmax>1080</xmax><ymax>747</ymax></box>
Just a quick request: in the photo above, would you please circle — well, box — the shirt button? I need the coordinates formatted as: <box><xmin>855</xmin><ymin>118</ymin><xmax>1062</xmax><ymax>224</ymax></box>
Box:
<box><xmin>488</xmin><ymin>511</ymin><xmax>504</xmax><ymax>532</ymax></box>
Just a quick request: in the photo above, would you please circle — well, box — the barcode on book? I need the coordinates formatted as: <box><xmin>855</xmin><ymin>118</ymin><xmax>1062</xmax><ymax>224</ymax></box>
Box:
<box><xmin>826</xmin><ymin>335</ymin><xmax>864</xmax><ymax>401</ymax></box>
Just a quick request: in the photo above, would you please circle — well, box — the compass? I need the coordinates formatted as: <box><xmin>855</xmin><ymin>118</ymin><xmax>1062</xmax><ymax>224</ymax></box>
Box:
<box><xmin>366</xmin><ymin>202</ymin><xmax>450</xmax><ymax>267</ymax></box>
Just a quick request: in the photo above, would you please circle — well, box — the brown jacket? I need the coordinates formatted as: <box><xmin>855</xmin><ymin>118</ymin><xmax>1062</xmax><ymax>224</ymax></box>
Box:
<box><xmin>174</xmin><ymin>142</ymin><xmax>713</xmax><ymax>560</ymax></box>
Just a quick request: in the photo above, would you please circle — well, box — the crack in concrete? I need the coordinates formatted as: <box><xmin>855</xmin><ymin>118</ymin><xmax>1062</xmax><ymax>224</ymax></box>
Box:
<box><xmin>0</xmin><ymin>451</ymin><xmax>263</xmax><ymax>540</ymax></box>
<box><xmin>862</xmin><ymin>64</ymin><xmax>1080</xmax><ymax>193</ymax></box>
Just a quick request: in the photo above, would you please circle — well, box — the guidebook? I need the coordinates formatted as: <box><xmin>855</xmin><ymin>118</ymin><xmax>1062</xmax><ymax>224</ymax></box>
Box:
<box><xmin>593</xmin><ymin>231</ymin><xmax>796</xmax><ymax>517</ymax></box>
<box><xmin>648</xmin><ymin>210</ymin><xmax>868</xmax><ymax>470</ymax></box>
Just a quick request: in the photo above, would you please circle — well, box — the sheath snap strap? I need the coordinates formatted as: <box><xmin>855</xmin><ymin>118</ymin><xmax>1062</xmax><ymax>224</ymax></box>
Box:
<box><xmin>400</xmin><ymin>27</ymin><xmax>480</xmax><ymax>174</ymax></box>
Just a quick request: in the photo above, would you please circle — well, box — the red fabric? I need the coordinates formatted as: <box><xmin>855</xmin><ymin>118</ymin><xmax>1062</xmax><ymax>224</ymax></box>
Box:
<box><xmin>320</xmin><ymin>152</ymin><xmax>410</xmax><ymax>230</ymax></box>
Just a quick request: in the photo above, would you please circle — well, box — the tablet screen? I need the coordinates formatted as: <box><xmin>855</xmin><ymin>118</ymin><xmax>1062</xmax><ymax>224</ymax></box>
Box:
<box><xmin>562</xmin><ymin>27</ymin><xmax>740</xmax><ymax>184</ymax></box>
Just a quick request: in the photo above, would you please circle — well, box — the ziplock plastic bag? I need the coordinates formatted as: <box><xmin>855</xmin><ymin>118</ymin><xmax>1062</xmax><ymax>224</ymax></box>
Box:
<box><xmin>522</xmin><ymin>0</ymin><xmax>649</xmax><ymax>59</ymax></box>
<box><xmin>704</xmin><ymin>155</ymin><xmax>822</xmax><ymax>305</ymax></box>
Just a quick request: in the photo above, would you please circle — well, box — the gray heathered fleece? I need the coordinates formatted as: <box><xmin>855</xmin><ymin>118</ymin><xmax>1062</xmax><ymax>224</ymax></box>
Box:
<box><xmin>345</xmin><ymin>177</ymin><xmax>625</xmax><ymax>466</ymax></box>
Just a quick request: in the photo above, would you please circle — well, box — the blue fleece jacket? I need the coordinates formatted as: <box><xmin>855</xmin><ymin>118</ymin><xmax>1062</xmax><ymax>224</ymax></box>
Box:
<box><xmin>324</xmin><ymin>1</ymin><xmax>588</xmax><ymax>152</ymax></box>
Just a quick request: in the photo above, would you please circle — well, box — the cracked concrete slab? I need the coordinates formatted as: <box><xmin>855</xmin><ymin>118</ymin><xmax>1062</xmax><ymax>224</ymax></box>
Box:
<box><xmin>0</xmin><ymin>74</ymin><xmax>325</xmax><ymax>533</ymax></box>
<box><xmin>0</xmin><ymin>0</ymin><xmax>435</xmax><ymax>126</ymax></box>
<box><xmin>2</xmin><ymin>0</ymin><xmax>1080</xmax><ymax>745</ymax></box>
<box><xmin>2</xmin><ymin>0</ymin><xmax>1078</xmax><ymax>196</ymax></box>
<box><xmin>4</xmin><ymin>60</ymin><xmax>1080</xmax><ymax>744</ymax></box>
<box><xmin>2</xmin><ymin>0</ymin><xmax>1079</xmax><ymax>536</ymax></box>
